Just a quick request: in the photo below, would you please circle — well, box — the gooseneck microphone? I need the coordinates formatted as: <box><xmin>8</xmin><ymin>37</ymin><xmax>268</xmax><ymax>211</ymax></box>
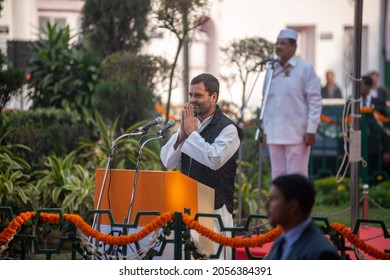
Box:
<box><xmin>157</xmin><ymin>119</ymin><xmax>175</xmax><ymax>136</ymax></box>
<box><xmin>135</xmin><ymin>117</ymin><xmax>163</xmax><ymax>133</ymax></box>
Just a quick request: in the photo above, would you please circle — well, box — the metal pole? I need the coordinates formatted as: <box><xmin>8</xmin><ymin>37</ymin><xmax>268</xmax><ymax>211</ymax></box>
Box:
<box><xmin>254</xmin><ymin>61</ymin><xmax>275</xmax><ymax>142</ymax></box>
<box><xmin>126</xmin><ymin>135</ymin><xmax>163</xmax><ymax>224</ymax></box>
<box><xmin>173</xmin><ymin>212</ymin><xmax>183</xmax><ymax>260</ymax></box>
<box><xmin>253</xmin><ymin>61</ymin><xmax>275</xmax><ymax>214</ymax></box>
<box><xmin>350</xmin><ymin>0</ymin><xmax>364</xmax><ymax>229</ymax></box>
<box><xmin>182</xmin><ymin>9</ymin><xmax>189</xmax><ymax>103</ymax></box>
<box><xmin>257</xmin><ymin>141</ymin><xmax>262</xmax><ymax>213</ymax></box>
<box><xmin>89</xmin><ymin>130</ymin><xmax>143</xmax><ymax>259</ymax></box>
<box><xmin>92</xmin><ymin>131</ymin><xmax>143</xmax><ymax>230</ymax></box>
<box><xmin>362</xmin><ymin>184</ymin><xmax>369</xmax><ymax>228</ymax></box>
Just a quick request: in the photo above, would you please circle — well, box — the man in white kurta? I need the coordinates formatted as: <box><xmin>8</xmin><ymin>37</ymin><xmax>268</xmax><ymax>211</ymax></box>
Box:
<box><xmin>263</xmin><ymin>28</ymin><xmax>322</xmax><ymax>179</ymax></box>
<box><xmin>160</xmin><ymin>73</ymin><xmax>242</xmax><ymax>260</ymax></box>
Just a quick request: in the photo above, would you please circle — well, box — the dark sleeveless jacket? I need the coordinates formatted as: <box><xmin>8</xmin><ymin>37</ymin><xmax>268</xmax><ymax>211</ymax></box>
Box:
<box><xmin>181</xmin><ymin>106</ymin><xmax>243</xmax><ymax>214</ymax></box>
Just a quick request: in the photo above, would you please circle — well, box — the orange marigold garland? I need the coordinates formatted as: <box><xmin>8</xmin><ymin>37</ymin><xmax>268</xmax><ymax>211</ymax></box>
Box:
<box><xmin>331</xmin><ymin>222</ymin><xmax>390</xmax><ymax>260</ymax></box>
<box><xmin>0</xmin><ymin>211</ymin><xmax>36</xmax><ymax>244</ymax></box>
<box><xmin>322</xmin><ymin>108</ymin><xmax>389</xmax><ymax>125</ymax></box>
<box><xmin>63</xmin><ymin>212</ymin><xmax>175</xmax><ymax>245</ymax></box>
<box><xmin>2</xmin><ymin>211</ymin><xmax>388</xmax><ymax>259</ymax></box>
<box><xmin>0</xmin><ymin>211</ymin><xmax>175</xmax><ymax>247</ymax></box>
<box><xmin>321</xmin><ymin>114</ymin><xmax>341</xmax><ymax>125</ymax></box>
<box><xmin>182</xmin><ymin>213</ymin><xmax>282</xmax><ymax>248</ymax></box>
<box><xmin>360</xmin><ymin>106</ymin><xmax>372</xmax><ymax>114</ymax></box>
<box><xmin>374</xmin><ymin>111</ymin><xmax>390</xmax><ymax>123</ymax></box>
<box><xmin>1</xmin><ymin>211</ymin><xmax>282</xmax><ymax>249</ymax></box>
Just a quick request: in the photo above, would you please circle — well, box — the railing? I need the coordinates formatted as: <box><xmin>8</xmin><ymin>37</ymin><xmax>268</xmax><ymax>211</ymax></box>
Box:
<box><xmin>1</xmin><ymin>206</ymin><xmax>389</xmax><ymax>260</ymax></box>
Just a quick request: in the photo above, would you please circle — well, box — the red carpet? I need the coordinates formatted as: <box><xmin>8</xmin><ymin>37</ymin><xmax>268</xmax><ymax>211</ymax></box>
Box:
<box><xmin>235</xmin><ymin>226</ymin><xmax>389</xmax><ymax>260</ymax></box>
<box><xmin>343</xmin><ymin>226</ymin><xmax>389</xmax><ymax>260</ymax></box>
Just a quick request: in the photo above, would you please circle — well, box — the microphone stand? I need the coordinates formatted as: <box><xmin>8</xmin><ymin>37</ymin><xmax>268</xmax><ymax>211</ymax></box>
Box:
<box><xmin>126</xmin><ymin>135</ymin><xmax>164</xmax><ymax>224</ymax></box>
<box><xmin>254</xmin><ymin>60</ymin><xmax>276</xmax><ymax>143</ymax></box>
<box><xmin>254</xmin><ymin>60</ymin><xmax>276</xmax><ymax>213</ymax></box>
<box><xmin>237</xmin><ymin>64</ymin><xmax>264</xmax><ymax>124</ymax></box>
<box><xmin>90</xmin><ymin>131</ymin><xmax>144</xmax><ymax>247</ymax></box>
<box><xmin>236</xmin><ymin>61</ymin><xmax>274</xmax><ymax>224</ymax></box>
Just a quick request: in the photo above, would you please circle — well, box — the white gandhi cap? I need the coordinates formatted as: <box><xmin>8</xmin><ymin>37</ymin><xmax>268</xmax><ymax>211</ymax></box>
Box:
<box><xmin>277</xmin><ymin>28</ymin><xmax>298</xmax><ymax>40</ymax></box>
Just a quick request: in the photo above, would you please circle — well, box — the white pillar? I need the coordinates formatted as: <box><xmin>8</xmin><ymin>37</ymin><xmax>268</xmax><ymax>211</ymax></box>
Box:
<box><xmin>11</xmin><ymin>0</ymin><xmax>38</xmax><ymax>40</ymax></box>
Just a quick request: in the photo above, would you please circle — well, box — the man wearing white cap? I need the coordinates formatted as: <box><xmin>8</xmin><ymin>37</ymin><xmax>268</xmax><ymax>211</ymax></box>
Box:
<box><xmin>263</xmin><ymin>28</ymin><xmax>322</xmax><ymax>179</ymax></box>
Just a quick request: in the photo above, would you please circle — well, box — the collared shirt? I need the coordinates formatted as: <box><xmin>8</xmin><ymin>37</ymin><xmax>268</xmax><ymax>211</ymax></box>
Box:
<box><xmin>361</xmin><ymin>95</ymin><xmax>372</xmax><ymax>107</ymax></box>
<box><xmin>369</xmin><ymin>88</ymin><xmax>378</xmax><ymax>99</ymax></box>
<box><xmin>160</xmin><ymin>114</ymin><xmax>240</xmax><ymax>171</ymax></box>
<box><xmin>280</xmin><ymin>218</ymin><xmax>312</xmax><ymax>260</ymax></box>
<box><xmin>263</xmin><ymin>55</ymin><xmax>322</xmax><ymax>144</ymax></box>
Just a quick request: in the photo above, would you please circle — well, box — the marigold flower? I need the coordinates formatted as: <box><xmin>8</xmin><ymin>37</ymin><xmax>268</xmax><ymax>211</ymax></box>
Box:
<box><xmin>331</xmin><ymin>222</ymin><xmax>390</xmax><ymax>260</ymax></box>
<box><xmin>337</xmin><ymin>184</ymin><xmax>345</xmax><ymax>192</ymax></box>
<box><xmin>1</xmin><ymin>211</ymin><xmax>389</xmax><ymax>260</ymax></box>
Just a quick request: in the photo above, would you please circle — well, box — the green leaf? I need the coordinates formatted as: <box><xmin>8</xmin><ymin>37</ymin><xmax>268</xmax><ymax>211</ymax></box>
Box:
<box><xmin>52</xmin><ymin>187</ymin><xmax>63</xmax><ymax>203</ymax></box>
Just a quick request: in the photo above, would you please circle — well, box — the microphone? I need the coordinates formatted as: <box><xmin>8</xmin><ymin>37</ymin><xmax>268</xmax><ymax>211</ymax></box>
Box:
<box><xmin>136</xmin><ymin>117</ymin><xmax>163</xmax><ymax>133</ymax></box>
<box><xmin>256</xmin><ymin>58</ymin><xmax>276</xmax><ymax>65</ymax></box>
<box><xmin>157</xmin><ymin>119</ymin><xmax>175</xmax><ymax>136</ymax></box>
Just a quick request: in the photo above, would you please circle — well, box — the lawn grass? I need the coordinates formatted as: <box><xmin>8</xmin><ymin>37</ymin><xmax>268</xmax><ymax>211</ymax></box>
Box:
<box><xmin>312</xmin><ymin>204</ymin><xmax>390</xmax><ymax>228</ymax></box>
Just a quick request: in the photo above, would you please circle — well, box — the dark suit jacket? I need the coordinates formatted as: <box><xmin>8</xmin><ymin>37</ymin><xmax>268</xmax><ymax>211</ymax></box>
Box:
<box><xmin>375</xmin><ymin>87</ymin><xmax>388</xmax><ymax>103</ymax></box>
<box><xmin>321</xmin><ymin>85</ymin><xmax>342</xmax><ymax>98</ymax></box>
<box><xmin>265</xmin><ymin>221</ymin><xmax>340</xmax><ymax>260</ymax></box>
<box><xmin>365</xmin><ymin>98</ymin><xmax>390</xmax><ymax>154</ymax></box>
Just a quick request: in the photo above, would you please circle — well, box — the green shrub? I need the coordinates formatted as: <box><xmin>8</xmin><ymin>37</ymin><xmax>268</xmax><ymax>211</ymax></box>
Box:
<box><xmin>27</xmin><ymin>22</ymin><xmax>100</xmax><ymax>112</ymax></box>
<box><xmin>0</xmin><ymin>129</ymin><xmax>38</xmax><ymax>212</ymax></box>
<box><xmin>313</xmin><ymin>176</ymin><xmax>390</xmax><ymax>208</ymax></box>
<box><xmin>377</xmin><ymin>180</ymin><xmax>390</xmax><ymax>190</ymax></box>
<box><xmin>36</xmin><ymin>151</ymin><xmax>94</xmax><ymax>215</ymax></box>
<box><xmin>2</xmin><ymin>108</ymin><xmax>93</xmax><ymax>170</ymax></box>
<box><xmin>368</xmin><ymin>185</ymin><xmax>390</xmax><ymax>208</ymax></box>
<box><xmin>313</xmin><ymin>176</ymin><xmax>351</xmax><ymax>206</ymax></box>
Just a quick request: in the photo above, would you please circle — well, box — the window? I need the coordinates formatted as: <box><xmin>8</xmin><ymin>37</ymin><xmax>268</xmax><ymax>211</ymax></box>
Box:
<box><xmin>39</xmin><ymin>16</ymin><xmax>66</xmax><ymax>34</ymax></box>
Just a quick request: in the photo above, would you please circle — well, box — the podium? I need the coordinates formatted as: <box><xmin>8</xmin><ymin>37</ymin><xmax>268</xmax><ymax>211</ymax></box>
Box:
<box><xmin>94</xmin><ymin>169</ymin><xmax>215</xmax><ymax>256</ymax></box>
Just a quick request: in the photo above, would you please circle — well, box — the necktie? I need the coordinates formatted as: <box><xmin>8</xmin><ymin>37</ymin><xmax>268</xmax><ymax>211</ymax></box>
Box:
<box><xmin>362</xmin><ymin>96</ymin><xmax>367</xmax><ymax>107</ymax></box>
<box><xmin>274</xmin><ymin>237</ymin><xmax>286</xmax><ymax>260</ymax></box>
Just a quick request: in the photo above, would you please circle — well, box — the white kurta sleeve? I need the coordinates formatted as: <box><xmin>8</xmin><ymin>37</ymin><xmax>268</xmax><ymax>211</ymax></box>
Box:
<box><xmin>181</xmin><ymin>124</ymin><xmax>240</xmax><ymax>170</ymax></box>
<box><xmin>160</xmin><ymin>131</ymin><xmax>183</xmax><ymax>169</ymax></box>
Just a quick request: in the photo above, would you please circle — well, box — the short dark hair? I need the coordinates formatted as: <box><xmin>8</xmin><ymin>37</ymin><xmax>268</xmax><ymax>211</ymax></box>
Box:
<box><xmin>272</xmin><ymin>174</ymin><xmax>316</xmax><ymax>216</ymax></box>
<box><xmin>191</xmin><ymin>73</ymin><xmax>220</xmax><ymax>98</ymax></box>
<box><xmin>361</xmin><ymin>75</ymin><xmax>373</xmax><ymax>87</ymax></box>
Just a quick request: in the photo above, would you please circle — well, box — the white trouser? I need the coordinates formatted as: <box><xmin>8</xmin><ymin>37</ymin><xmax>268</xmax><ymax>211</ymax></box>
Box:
<box><xmin>213</xmin><ymin>204</ymin><xmax>233</xmax><ymax>260</ymax></box>
<box><xmin>190</xmin><ymin>205</ymin><xmax>233</xmax><ymax>260</ymax></box>
<box><xmin>268</xmin><ymin>143</ymin><xmax>311</xmax><ymax>179</ymax></box>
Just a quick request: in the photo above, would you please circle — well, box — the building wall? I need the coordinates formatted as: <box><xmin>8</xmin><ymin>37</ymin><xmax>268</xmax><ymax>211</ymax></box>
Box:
<box><xmin>36</xmin><ymin>0</ymin><xmax>84</xmax><ymax>37</ymax></box>
<box><xmin>0</xmin><ymin>0</ymin><xmax>83</xmax><ymax>42</ymax></box>
<box><xmin>0</xmin><ymin>0</ymin><xmax>83</xmax><ymax>109</ymax></box>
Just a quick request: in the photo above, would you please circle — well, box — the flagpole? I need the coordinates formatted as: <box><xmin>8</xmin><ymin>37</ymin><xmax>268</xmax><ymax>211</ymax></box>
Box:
<box><xmin>350</xmin><ymin>0</ymin><xmax>364</xmax><ymax>229</ymax></box>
